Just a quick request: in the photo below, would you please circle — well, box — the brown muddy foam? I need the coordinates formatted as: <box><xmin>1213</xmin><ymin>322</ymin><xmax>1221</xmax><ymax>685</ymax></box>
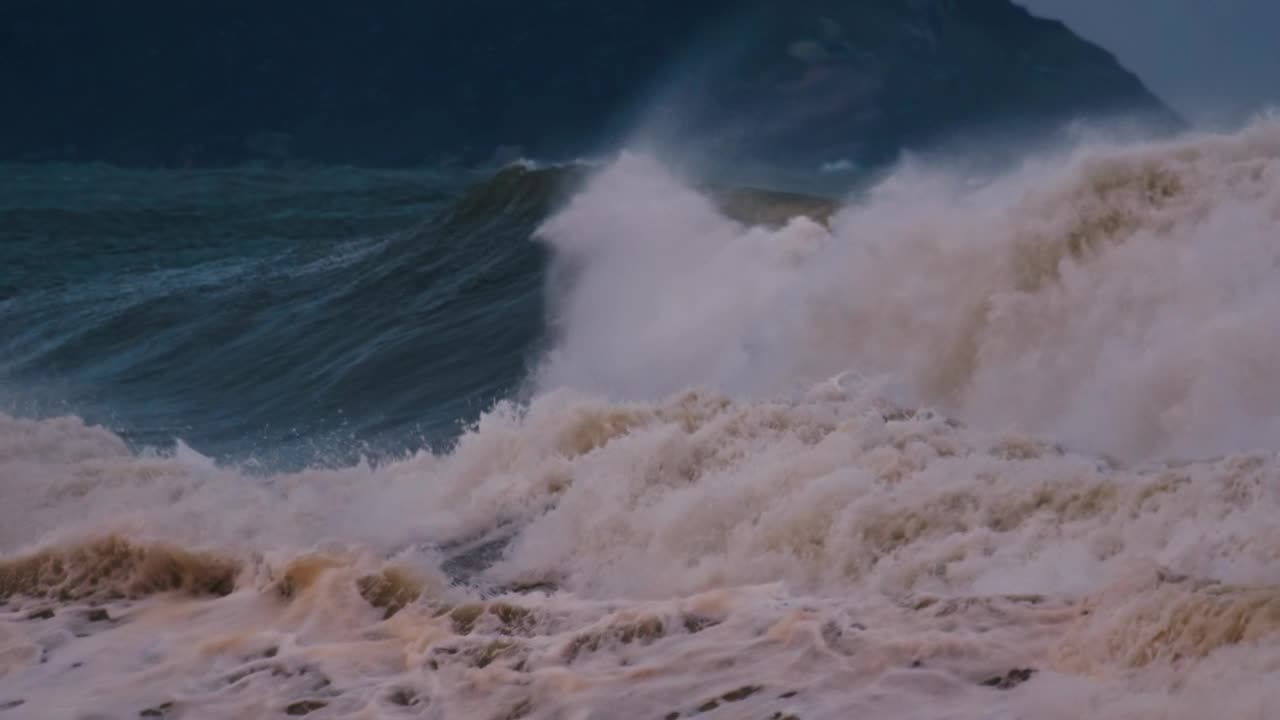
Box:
<box><xmin>0</xmin><ymin>536</ymin><xmax>238</xmax><ymax>603</ymax></box>
<box><xmin>9</xmin><ymin>392</ymin><xmax>1279</xmax><ymax>718</ymax></box>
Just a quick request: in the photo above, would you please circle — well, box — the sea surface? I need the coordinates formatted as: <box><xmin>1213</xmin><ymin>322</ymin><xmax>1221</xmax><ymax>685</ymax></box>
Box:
<box><xmin>4</xmin><ymin>118</ymin><xmax>1280</xmax><ymax>718</ymax></box>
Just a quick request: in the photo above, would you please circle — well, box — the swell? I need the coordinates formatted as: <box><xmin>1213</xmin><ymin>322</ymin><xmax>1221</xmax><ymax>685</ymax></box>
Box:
<box><xmin>0</xmin><ymin>162</ymin><xmax>840</xmax><ymax>467</ymax></box>
<box><xmin>0</xmin><ymin>165</ymin><xmax>572</xmax><ymax>465</ymax></box>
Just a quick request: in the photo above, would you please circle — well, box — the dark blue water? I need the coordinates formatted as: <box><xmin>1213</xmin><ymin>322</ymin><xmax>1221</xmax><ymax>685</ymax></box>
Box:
<box><xmin>0</xmin><ymin>163</ymin><xmax>584</xmax><ymax>468</ymax></box>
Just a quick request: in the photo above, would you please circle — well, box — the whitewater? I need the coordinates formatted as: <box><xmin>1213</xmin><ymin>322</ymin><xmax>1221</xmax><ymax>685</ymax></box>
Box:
<box><xmin>4</xmin><ymin>118</ymin><xmax>1280</xmax><ymax>719</ymax></box>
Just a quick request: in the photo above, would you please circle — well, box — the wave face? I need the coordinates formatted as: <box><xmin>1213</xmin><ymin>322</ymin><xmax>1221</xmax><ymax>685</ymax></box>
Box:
<box><xmin>4</xmin><ymin>121</ymin><xmax>1280</xmax><ymax>718</ymax></box>
<box><xmin>0</xmin><ymin>164</ymin><xmax>576</xmax><ymax>466</ymax></box>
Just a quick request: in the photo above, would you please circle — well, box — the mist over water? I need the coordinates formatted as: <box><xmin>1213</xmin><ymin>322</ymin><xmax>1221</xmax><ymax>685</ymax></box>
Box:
<box><xmin>537</xmin><ymin>119</ymin><xmax>1280</xmax><ymax>462</ymax></box>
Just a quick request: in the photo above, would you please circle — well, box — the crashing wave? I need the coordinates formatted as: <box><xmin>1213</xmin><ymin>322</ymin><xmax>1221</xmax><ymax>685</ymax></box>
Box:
<box><xmin>6</xmin><ymin>119</ymin><xmax>1280</xmax><ymax>717</ymax></box>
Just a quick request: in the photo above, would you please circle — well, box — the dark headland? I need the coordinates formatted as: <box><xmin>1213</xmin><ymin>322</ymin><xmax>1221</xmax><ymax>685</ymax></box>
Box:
<box><xmin>1</xmin><ymin>0</ymin><xmax>1180</xmax><ymax>172</ymax></box>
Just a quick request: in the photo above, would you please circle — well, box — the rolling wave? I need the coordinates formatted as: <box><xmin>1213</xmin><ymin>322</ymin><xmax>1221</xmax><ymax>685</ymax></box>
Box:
<box><xmin>0</xmin><ymin>165</ymin><xmax>566</xmax><ymax>465</ymax></box>
<box><xmin>4</xmin><ymin>119</ymin><xmax>1280</xmax><ymax>717</ymax></box>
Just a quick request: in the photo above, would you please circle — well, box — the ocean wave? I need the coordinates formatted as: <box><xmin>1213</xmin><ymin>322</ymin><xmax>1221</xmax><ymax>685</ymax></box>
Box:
<box><xmin>535</xmin><ymin>118</ymin><xmax>1280</xmax><ymax>461</ymax></box>
<box><xmin>0</xmin><ymin>160</ymin><xmax>842</xmax><ymax>466</ymax></box>
<box><xmin>5</xmin><ymin>120</ymin><xmax>1280</xmax><ymax>717</ymax></box>
<box><xmin>0</xmin><ymin>165</ymin><xmax>562</xmax><ymax>464</ymax></box>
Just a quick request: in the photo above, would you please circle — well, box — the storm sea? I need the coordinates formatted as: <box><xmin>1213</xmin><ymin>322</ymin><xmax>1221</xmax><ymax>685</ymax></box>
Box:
<box><xmin>4</xmin><ymin>3</ymin><xmax>1280</xmax><ymax>719</ymax></box>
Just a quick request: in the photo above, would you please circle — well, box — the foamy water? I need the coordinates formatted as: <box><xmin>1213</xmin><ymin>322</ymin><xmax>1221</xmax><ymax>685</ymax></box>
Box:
<box><xmin>5</xmin><ymin>120</ymin><xmax>1280</xmax><ymax>719</ymax></box>
<box><xmin>537</xmin><ymin>118</ymin><xmax>1280</xmax><ymax>462</ymax></box>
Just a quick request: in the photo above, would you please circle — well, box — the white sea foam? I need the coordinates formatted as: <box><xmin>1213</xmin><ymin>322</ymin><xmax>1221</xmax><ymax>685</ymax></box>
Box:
<box><xmin>535</xmin><ymin>119</ymin><xmax>1280</xmax><ymax>462</ymax></box>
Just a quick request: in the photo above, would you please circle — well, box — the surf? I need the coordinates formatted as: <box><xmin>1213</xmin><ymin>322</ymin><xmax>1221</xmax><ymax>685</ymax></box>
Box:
<box><xmin>5</xmin><ymin>117</ymin><xmax>1280</xmax><ymax>718</ymax></box>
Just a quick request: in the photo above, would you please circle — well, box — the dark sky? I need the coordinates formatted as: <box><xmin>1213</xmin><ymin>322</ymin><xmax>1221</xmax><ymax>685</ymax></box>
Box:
<box><xmin>1020</xmin><ymin>0</ymin><xmax>1280</xmax><ymax>126</ymax></box>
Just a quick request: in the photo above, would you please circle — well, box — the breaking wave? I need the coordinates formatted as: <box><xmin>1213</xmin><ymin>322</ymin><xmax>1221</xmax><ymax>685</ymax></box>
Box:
<box><xmin>537</xmin><ymin>118</ymin><xmax>1280</xmax><ymax>462</ymax></box>
<box><xmin>4</xmin><ymin>119</ymin><xmax>1280</xmax><ymax>718</ymax></box>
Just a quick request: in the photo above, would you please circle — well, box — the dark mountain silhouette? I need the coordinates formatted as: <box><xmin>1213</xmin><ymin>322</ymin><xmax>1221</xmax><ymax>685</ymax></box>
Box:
<box><xmin>0</xmin><ymin>0</ymin><xmax>1180</xmax><ymax>170</ymax></box>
